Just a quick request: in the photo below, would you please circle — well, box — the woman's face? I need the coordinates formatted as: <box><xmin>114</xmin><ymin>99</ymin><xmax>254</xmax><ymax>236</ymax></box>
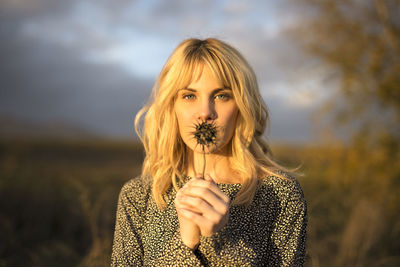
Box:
<box><xmin>174</xmin><ymin>66</ymin><xmax>239</xmax><ymax>154</ymax></box>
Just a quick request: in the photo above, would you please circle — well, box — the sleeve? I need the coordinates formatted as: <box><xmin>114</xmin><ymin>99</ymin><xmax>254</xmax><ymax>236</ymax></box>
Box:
<box><xmin>151</xmin><ymin>189</ymin><xmax>204</xmax><ymax>266</ymax></box>
<box><xmin>111</xmin><ymin>181</ymin><xmax>145</xmax><ymax>266</ymax></box>
<box><xmin>270</xmin><ymin>179</ymin><xmax>307</xmax><ymax>267</ymax></box>
<box><xmin>152</xmin><ymin>230</ymin><xmax>204</xmax><ymax>266</ymax></box>
<box><xmin>111</xmin><ymin>179</ymin><xmax>204</xmax><ymax>266</ymax></box>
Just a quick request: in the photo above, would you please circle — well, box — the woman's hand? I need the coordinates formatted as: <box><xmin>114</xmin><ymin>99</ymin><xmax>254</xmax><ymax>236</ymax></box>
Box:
<box><xmin>175</xmin><ymin>187</ymin><xmax>201</xmax><ymax>249</ymax></box>
<box><xmin>175</xmin><ymin>175</ymin><xmax>230</xmax><ymax>239</ymax></box>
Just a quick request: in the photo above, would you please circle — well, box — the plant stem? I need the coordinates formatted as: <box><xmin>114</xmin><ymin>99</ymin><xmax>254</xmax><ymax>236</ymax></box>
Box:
<box><xmin>202</xmin><ymin>146</ymin><xmax>206</xmax><ymax>179</ymax></box>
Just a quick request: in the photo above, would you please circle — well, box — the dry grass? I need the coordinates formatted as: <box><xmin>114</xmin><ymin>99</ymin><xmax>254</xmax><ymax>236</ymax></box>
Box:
<box><xmin>0</xmin><ymin>138</ymin><xmax>398</xmax><ymax>266</ymax></box>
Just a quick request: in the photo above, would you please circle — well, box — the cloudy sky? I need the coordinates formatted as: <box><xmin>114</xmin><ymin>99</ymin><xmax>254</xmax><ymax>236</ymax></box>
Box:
<box><xmin>0</xmin><ymin>0</ymin><xmax>327</xmax><ymax>143</ymax></box>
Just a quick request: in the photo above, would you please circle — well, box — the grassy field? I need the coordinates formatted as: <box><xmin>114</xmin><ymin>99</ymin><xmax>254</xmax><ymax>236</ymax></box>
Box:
<box><xmin>0</xmin><ymin>138</ymin><xmax>398</xmax><ymax>266</ymax></box>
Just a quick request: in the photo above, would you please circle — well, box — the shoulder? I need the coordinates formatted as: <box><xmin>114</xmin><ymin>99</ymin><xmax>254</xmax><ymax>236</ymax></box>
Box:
<box><xmin>118</xmin><ymin>176</ymin><xmax>152</xmax><ymax>212</ymax></box>
<box><xmin>120</xmin><ymin>176</ymin><xmax>151</xmax><ymax>195</ymax></box>
<box><xmin>260</xmin><ymin>171</ymin><xmax>306</xmax><ymax>205</ymax></box>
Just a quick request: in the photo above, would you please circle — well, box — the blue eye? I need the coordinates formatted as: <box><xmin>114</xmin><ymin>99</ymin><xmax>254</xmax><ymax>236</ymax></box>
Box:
<box><xmin>183</xmin><ymin>94</ymin><xmax>195</xmax><ymax>100</ymax></box>
<box><xmin>215</xmin><ymin>93</ymin><xmax>230</xmax><ymax>100</ymax></box>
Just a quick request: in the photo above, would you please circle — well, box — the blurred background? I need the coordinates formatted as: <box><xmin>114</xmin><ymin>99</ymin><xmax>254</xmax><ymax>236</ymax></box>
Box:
<box><xmin>0</xmin><ymin>0</ymin><xmax>399</xmax><ymax>266</ymax></box>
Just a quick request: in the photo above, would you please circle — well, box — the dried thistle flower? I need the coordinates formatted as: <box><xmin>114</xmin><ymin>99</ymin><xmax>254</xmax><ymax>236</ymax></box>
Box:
<box><xmin>193</xmin><ymin>120</ymin><xmax>218</xmax><ymax>179</ymax></box>
<box><xmin>194</xmin><ymin>121</ymin><xmax>217</xmax><ymax>147</ymax></box>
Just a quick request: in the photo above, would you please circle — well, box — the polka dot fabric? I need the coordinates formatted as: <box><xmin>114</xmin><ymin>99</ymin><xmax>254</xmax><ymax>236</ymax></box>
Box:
<box><xmin>111</xmin><ymin>174</ymin><xmax>307</xmax><ymax>266</ymax></box>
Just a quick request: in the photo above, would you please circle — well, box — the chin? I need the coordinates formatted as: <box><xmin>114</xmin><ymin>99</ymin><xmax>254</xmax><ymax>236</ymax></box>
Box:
<box><xmin>187</xmin><ymin>139</ymin><xmax>230</xmax><ymax>155</ymax></box>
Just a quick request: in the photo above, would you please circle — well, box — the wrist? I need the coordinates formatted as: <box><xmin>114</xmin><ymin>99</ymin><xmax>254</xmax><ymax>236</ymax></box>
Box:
<box><xmin>191</xmin><ymin>242</ymin><xmax>200</xmax><ymax>251</ymax></box>
<box><xmin>182</xmin><ymin>238</ymin><xmax>200</xmax><ymax>250</ymax></box>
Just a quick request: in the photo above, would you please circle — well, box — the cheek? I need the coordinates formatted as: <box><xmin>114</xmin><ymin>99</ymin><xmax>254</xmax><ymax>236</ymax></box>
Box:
<box><xmin>174</xmin><ymin>105</ymin><xmax>192</xmax><ymax>137</ymax></box>
<box><xmin>174</xmin><ymin>102</ymin><xmax>184</xmax><ymax>125</ymax></box>
<box><xmin>227</xmin><ymin>111</ymin><xmax>238</xmax><ymax>134</ymax></box>
<box><xmin>220</xmin><ymin>107</ymin><xmax>239</xmax><ymax>137</ymax></box>
<box><xmin>175</xmin><ymin>110</ymin><xmax>189</xmax><ymax>127</ymax></box>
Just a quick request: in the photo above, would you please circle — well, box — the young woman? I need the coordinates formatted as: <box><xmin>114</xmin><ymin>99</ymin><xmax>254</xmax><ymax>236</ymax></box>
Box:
<box><xmin>111</xmin><ymin>38</ymin><xmax>307</xmax><ymax>266</ymax></box>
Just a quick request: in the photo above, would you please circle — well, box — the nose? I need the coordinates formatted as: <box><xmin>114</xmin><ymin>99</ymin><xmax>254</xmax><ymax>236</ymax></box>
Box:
<box><xmin>197</xmin><ymin>99</ymin><xmax>217</xmax><ymax>121</ymax></box>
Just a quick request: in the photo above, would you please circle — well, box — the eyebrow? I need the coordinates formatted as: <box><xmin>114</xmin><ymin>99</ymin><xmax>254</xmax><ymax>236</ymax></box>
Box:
<box><xmin>180</xmin><ymin>87</ymin><xmax>232</xmax><ymax>93</ymax></box>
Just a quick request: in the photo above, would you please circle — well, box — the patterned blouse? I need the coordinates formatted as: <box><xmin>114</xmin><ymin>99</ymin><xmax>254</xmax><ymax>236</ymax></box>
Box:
<box><xmin>111</xmin><ymin>174</ymin><xmax>307</xmax><ymax>266</ymax></box>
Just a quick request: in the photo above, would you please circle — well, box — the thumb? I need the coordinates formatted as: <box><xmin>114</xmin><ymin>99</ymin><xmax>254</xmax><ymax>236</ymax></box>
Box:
<box><xmin>204</xmin><ymin>174</ymin><xmax>214</xmax><ymax>182</ymax></box>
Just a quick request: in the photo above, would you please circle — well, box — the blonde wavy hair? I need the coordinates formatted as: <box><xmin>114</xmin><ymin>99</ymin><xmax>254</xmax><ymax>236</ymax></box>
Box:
<box><xmin>135</xmin><ymin>38</ymin><xmax>292</xmax><ymax>209</ymax></box>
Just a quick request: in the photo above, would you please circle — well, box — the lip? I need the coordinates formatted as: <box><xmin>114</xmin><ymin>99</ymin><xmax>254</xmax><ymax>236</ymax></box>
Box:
<box><xmin>191</xmin><ymin>121</ymin><xmax>217</xmax><ymax>147</ymax></box>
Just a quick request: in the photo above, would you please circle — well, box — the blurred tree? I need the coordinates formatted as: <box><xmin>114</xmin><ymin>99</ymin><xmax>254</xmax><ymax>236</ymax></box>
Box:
<box><xmin>292</xmin><ymin>0</ymin><xmax>399</xmax><ymax>140</ymax></box>
<box><xmin>289</xmin><ymin>0</ymin><xmax>400</xmax><ymax>266</ymax></box>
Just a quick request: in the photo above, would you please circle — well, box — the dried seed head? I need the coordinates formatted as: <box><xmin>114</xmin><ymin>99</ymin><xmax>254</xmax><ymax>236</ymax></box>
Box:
<box><xmin>193</xmin><ymin>121</ymin><xmax>217</xmax><ymax>147</ymax></box>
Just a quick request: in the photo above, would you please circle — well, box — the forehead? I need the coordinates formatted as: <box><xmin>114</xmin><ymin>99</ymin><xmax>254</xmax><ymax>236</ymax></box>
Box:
<box><xmin>182</xmin><ymin>62</ymin><xmax>227</xmax><ymax>89</ymax></box>
<box><xmin>186</xmin><ymin>65</ymin><xmax>223</xmax><ymax>89</ymax></box>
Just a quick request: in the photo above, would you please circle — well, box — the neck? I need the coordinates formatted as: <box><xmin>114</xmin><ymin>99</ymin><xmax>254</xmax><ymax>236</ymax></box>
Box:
<box><xmin>185</xmin><ymin>146</ymin><xmax>241</xmax><ymax>184</ymax></box>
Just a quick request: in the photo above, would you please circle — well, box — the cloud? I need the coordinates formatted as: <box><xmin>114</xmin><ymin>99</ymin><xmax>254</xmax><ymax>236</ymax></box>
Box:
<box><xmin>0</xmin><ymin>20</ymin><xmax>152</xmax><ymax>137</ymax></box>
<box><xmin>0</xmin><ymin>0</ymin><xmax>321</xmax><ymax>142</ymax></box>
<box><xmin>267</xmin><ymin>96</ymin><xmax>314</xmax><ymax>143</ymax></box>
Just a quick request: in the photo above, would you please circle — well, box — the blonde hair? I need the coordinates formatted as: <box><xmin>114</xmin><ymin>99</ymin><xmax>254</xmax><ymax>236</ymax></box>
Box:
<box><xmin>135</xmin><ymin>38</ymin><xmax>293</xmax><ymax>209</ymax></box>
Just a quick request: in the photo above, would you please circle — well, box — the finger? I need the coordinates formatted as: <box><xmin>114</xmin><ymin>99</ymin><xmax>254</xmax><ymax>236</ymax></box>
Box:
<box><xmin>176</xmin><ymin>201</ymin><xmax>202</xmax><ymax>214</ymax></box>
<box><xmin>175</xmin><ymin>194</ymin><xmax>202</xmax><ymax>213</ymax></box>
<box><xmin>176</xmin><ymin>205</ymin><xmax>202</xmax><ymax>217</ymax></box>
<box><xmin>181</xmin><ymin>187</ymin><xmax>229</xmax><ymax>215</ymax></box>
<box><xmin>184</xmin><ymin>178</ymin><xmax>230</xmax><ymax>204</ymax></box>
<box><xmin>184</xmin><ymin>177</ymin><xmax>228</xmax><ymax>202</ymax></box>
<box><xmin>179</xmin><ymin>208</ymin><xmax>223</xmax><ymax>237</ymax></box>
<box><xmin>178</xmin><ymin>208</ymin><xmax>212</xmax><ymax>230</ymax></box>
<box><xmin>195</xmin><ymin>173</ymin><xmax>204</xmax><ymax>180</ymax></box>
<box><xmin>204</xmin><ymin>174</ymin><xmax>213</xmax><ymax>182</ymax></box>
<box><xmin>193</xmin><ymin>174</ymin><xmax>213</xmax><ymax>182</ymax></box>
<box><xmin>178</xmin><ymin>194</ymin><xmax>222</xmax><ymax>219</ymax></box>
